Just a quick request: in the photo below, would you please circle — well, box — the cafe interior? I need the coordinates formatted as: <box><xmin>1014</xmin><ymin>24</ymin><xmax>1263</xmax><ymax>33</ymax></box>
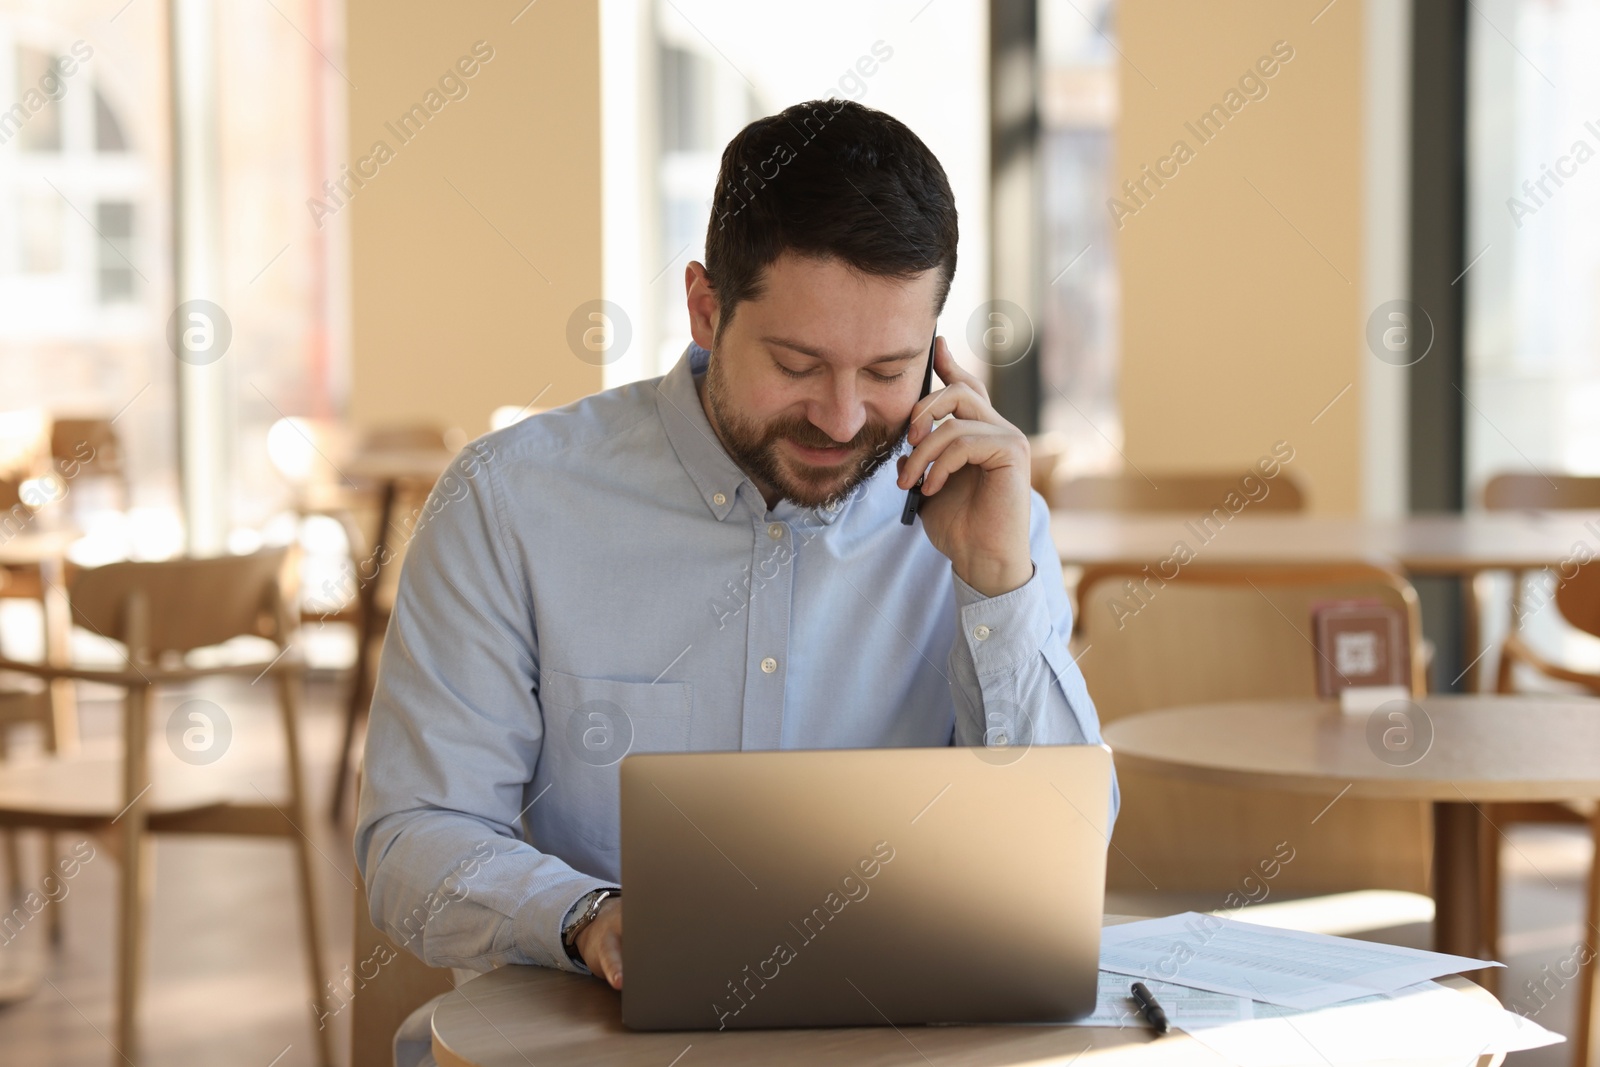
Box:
<box><xmin>0</xmin><ymin>0</ymin><xmax>1596</xmax><ymax>1064</ymax></box>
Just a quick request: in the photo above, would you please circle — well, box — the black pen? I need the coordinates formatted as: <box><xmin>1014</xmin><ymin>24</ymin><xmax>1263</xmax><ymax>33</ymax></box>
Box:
<box><xmin>1130</xmin><ymin>981</ymin><xmax>1170</xmax><ymax>1034</ymax></box>
<box><xmin>899</xmin><ymin>328</ymin><xmax>939</xmax><ymax>526</ymax></box>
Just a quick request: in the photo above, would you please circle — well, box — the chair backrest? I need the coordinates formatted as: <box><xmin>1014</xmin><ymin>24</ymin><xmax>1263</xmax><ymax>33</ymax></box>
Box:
<box><xmin>1076</xmin><ymin>562</ymin><xmax>1430</xmax><ymax>895</ymax></box>
<box><xmin>69</xmin><ymin>547</ymin><xmax>293</xmax><ymax>656</ymax></box>
<box><xmin>1049</xmin><ymin>470</ymin><xmax>1306</xmax><ymax>513</ymax></box>
<box><xmin>50</xmin><ymin>417</ymin><xmax>125</xmax><ymax>478</ymax></box>
<box><xmin>1554</xmin><ymin>561</ymin><xmax>1600</xmax><ymax>642</ymax></box>
<box><xmin>1482</xmin><ymin>472</ymin><xmax>1600</xmax><ymax>511</ymax></box>
<box><xmin>1026</xmin><ymin>433</ymin><xmax>1070</xmax><ymax>498</ymax></box>
<box><xmin>351</xmin><ymin>863</ymin><xmax>456</xmax><ymax>1065</ymax></box>
<box><xmin>360</xmin><ymin>424</ymin><xmax>450</xmax><ymax>453</ymax></box>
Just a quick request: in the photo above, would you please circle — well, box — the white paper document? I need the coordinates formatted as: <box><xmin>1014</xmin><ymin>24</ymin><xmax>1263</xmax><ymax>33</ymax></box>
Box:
<box><xmin>1098</xmin><ymin>912</ymin><xmax>1502</xmax><ymax>1009</ymax></box>
<box><xmin>1185</xmin><ymin>980</ymin><xmax>1563</xmax><ymax>1066</ymax></box>
<box><xmin>1064</xmin><ymin>970</ymin><xmax>1252</xmax><ymax>1030</ymax></box>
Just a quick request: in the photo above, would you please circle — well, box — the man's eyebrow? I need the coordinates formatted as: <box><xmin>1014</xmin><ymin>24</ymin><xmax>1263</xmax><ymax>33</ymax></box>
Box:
<box><xmin>762</xmin><ymin>336</ymin><xmax>923</xmax><ymax>365</ymax></box>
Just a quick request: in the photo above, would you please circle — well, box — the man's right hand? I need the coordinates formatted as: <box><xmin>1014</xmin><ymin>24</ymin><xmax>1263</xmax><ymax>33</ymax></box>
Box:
<box><xmin>575</xmin><ymin>897</ymin><xmax>623</xmax><ymax>989</ymax></box>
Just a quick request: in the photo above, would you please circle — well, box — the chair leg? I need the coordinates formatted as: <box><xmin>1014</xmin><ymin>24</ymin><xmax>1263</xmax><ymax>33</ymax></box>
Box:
<box><xmin>1496</xmin><ymin>643</ymin><xmax>1516</xmax><ymax>694</ymax></box>
<box><xmin>1461</xmin><ymin>573</ymin><xmax>1485</xmax><ymax>693</ymax></box>
<box><xmin>332</xmin><ymin>479</ymin><xmax>397</xmax><ymax>824</ymax></box>
<box><xmin>0</xmin><ymin>729</ymin><xmax>16</xmax><ymax>903</ymax></box>
<box><xmin>114</xmin><ymin>684</ymin><xmax>153</xmax><ymax>1063</ymax></box>
<box><xmin>3</xmin><ymin>830</ymin><xmax>20</xmax><ymax>900</ymax></box>
<box><xmin>280</xmin><ymin>673</ymin><xmax>335</xmax><ymax>1067</ymax></box>
<box><xmin>1477</xmin><ymin>809</ymin><xmax>1502</xmax><ymax>996</ymax></box>
<box><xmin>1572</xmin><ymin>811</ymin><xmax>1598</xmax><ymax>1067</ymax></box>
<box><xmin>115</xmin><ymin>831</ymin><xmax>152</xmax><ymax>1063</ymax></box>
<box><xmin>44</xmin><ymin>833</ymin><xmax>63</xmax><ymax>946</ymax></box>
<box><xmin>329</xmin><ymin>640</ymin><xmax>373</xmax><ymax>825</ymax></box>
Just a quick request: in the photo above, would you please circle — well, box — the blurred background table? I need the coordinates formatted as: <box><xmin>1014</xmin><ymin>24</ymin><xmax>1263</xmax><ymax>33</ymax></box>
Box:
<box><xmin>1051</xmin><ymin>511</ymin><xmax>1600</xmax><ymax>575</ymax></box>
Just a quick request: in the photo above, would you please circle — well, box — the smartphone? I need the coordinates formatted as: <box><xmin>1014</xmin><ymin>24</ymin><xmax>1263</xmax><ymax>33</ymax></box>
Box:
<box><xmin>899</xmin><ymin>328</ymin><xmax>938</xmax><ymax>525</ymax></box>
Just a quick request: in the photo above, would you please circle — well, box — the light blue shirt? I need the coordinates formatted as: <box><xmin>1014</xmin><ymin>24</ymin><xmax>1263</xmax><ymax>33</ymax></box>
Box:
<box><xmin>355</xmin><ymin>342</ymin><xmax>1116</xmax><ymax>976</ymax></box>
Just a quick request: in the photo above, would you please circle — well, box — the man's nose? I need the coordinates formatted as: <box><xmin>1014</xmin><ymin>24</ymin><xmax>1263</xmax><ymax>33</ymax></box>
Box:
<box><xmin>806</xmin><ymin>378</ymin><xmax>868</xmax><ymax>444</ymax></box>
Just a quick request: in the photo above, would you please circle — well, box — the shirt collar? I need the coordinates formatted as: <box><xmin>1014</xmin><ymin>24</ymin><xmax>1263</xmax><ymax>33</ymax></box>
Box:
<box><xmin>655</xmin><ymin>343</ymin><xmax>847</xmax><ymax>526</ymax></box>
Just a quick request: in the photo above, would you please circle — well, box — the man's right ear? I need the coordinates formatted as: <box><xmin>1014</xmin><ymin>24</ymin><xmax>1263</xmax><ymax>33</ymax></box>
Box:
<box><xmin>684</xmin><ymin>261</ymin><xmax>721</xmax><ymax>350</ymax></box>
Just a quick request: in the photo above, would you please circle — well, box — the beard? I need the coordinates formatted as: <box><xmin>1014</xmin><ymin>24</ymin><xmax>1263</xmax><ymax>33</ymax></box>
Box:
<box><xmin>703</xmin><ymin>351</ymin><xmax>907</xmax><ymax>509</ymax></box>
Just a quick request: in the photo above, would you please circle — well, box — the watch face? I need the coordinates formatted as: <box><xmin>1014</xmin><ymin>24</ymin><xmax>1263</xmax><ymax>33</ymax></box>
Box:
<box><xmin>567</xmin><ymin>889</ymin><xmax>614</xmax><ymax>942</ymax></box>
<box><xmin>565</xmin><ymin>892</ymin><xmax>597</xmax><ymax>939</ymax></box>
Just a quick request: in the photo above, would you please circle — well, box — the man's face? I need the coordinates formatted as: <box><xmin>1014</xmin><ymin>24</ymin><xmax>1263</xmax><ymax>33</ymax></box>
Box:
<box><xmin>690</xmin><ymin>252</ymin><xmax>940</xmax><ymax>509</ymax></box>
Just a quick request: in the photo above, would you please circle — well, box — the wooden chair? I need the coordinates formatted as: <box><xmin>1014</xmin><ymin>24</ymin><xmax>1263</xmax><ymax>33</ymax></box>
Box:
<box><xmin>1075</xmin><ymin>562</ymin><xmax>1431</xmax><ymax>895</ymax></box>
<box><xmin>1491</xmin><ymin>559</ymin><xmax>1600</xmax><ymax>1067</ymax></box>
<box><xmin>0</xmin><ymin>678</ymin><xmax>54</xmax><ymax>927</ymax></box>
<box><xmin>1480</xmin><ymin>472</ymin><xmax>1600</xmax><ymax>643</ymax></box>
<box><xmin>0</xmin><ymin>475</ymin><xmax>72</xmax><ymax>915</ymax></box>
<box><xmin>1482</xmin><ymin>472</ymin><xmax>1600</xmax><ymax>511</ymax></box>
<box><xmin>1026</xmin><ymin>433</ymin><xmax>1070</xmax><ymax>499</ymax></box>
<box><xmin>0</xmin><ymin>474</ymin><xmax>60</xmax><ymax>747</ymax></box>
<box><xmin>0</xmin><ymin>547</ymin><xmax>333</xmax><ymax>1066</ymax></box>
<box><xmin>0</xmin><ymin>475</ymin><xmax>40</xmax><ymax>600</ymax></box>
<box><xmin>1049</xmin><ymin>469</ymin><xmax>1307</xmax><ymax>512</ymax></box>
<box><xmin>49</xmin><ymin>416</ymin><xmax>130</xmax><ymax>508</ymax></box>
<box><xmin>351</xmin><ymin>861</ymin><xmax>455</xmax><ymax>1066</ymax></box>
<box><xmin>359</xmin><ymin>424</ymin><xmax>451</xmax><ymax>453</ymax></box>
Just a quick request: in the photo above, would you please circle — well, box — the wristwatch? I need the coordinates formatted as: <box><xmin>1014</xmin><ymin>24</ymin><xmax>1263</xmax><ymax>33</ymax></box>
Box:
<box><xmin>562</xmin><ymin>887</ymin><xmax>620</xmax><ymax>965</ymax></box>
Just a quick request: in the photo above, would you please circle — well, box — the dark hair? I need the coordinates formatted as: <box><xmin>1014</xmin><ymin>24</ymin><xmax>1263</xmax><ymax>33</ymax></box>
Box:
<box><xmin>703</xmin><ymin>99</ymin><xmax>958</xmax><ymax>334</ymax></box>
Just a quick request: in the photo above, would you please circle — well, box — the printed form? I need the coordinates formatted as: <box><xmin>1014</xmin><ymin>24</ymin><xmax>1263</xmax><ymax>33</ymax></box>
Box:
<box><xmin>1098</xmin><ymin>912</ymin><xmax>1501</xmax><ymax>1009</ymax></box>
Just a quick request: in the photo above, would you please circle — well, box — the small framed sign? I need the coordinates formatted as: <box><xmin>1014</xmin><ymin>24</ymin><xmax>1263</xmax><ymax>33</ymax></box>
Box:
<box><xmin>1311</xmin><ymin>599</ymin><xmax>1410</xmax><ymax>698</ymax></box>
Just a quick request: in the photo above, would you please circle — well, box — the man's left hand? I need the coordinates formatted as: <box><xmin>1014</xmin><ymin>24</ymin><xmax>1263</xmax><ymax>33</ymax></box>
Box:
<box><xmin>895</xmin><ymin>336</ymin><xmax>1035</xmax><ymax>598</ymax></box>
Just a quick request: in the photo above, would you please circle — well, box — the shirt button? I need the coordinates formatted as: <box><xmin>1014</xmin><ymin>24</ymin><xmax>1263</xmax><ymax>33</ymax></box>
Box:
<box><xmin>760</xmin><ymin>656</ymin><xmax>778</xmax><ymax>674</ymax></box>
<box><xmin>712</xmin><ymin>492</ymin><xmax>727</xmax><ymax>506</ymax></box>
<box><xmin>767</xmin><ymin>523</ymin><xmax>784</xmax><ymax>540</ymax></box>
<box><xmin>974</xmin><ymin>624</ymin><xmax>991</xmax><ymax>641</ymax></box>
<box><xmin>994</xmin><ymin>732</ymin><xmax>1009</xmax><ymax>746</ymax></box>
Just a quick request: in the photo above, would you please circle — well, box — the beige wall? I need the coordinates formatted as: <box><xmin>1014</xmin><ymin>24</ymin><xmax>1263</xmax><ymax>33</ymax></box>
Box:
<box><xmin>346</xmin><ymin>0</ymin><xmax>603</xmax><ymax>437</ymax></box>
<box><xmin>1115</xmin><ymin>0</ymin><xmax>1364</xmax><ymax>514</ymax></box>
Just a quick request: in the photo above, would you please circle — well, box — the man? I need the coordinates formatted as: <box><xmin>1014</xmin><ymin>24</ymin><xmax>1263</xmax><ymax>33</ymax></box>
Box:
<box><xmin>355</xmin><ymin>98</ymin><xmax>1116</xmax><ymax>1064</ymax></box>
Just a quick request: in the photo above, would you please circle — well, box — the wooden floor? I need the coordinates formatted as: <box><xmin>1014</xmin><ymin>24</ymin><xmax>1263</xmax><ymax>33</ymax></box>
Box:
<box><xmin>0</xmin><ymin>673</ymin><xmax>1589</xmax><ymax>1066</ymax></box>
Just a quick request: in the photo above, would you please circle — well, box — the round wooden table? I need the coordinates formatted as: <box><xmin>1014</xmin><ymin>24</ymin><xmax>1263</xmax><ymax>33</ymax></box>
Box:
<box><xmin>1050</xmin><ymin>511</ymin><xmax>1600</xmax><ymax>575</ymax></box>
<box><xmin>1102</xmin><ymin>695</ymin><xmax>1600</xmax><ymax>1048</ymax></box>
<box><xmin>431</xmin><ymin>916</ymin><xmax>1508</xmax><ymax>1067</ymax></box>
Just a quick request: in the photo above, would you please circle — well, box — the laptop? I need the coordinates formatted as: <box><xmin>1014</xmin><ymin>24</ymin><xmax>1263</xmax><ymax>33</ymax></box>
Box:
<box><xmin>619</xmin><ymin>744</ymin><xmax>1113</xmax><ymax>1030</ymax></box>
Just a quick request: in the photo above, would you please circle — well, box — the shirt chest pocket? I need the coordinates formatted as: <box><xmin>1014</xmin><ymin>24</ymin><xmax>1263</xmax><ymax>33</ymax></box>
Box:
<box><xmin>539</xmin><ymin>670</ymin><xmax>693</xmax><ymax>852</ymax></box>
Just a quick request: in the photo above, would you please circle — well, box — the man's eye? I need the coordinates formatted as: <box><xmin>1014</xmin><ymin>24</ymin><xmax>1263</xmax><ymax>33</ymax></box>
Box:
<box><xmin>777</xmin><ymin>364</ymin><xmax>816</xmax><ymax>379</ymax></box>
<box><xmin>867</xmin><ymin>370</ymin><xmax>907</xmax><ymax>383</ymax></box>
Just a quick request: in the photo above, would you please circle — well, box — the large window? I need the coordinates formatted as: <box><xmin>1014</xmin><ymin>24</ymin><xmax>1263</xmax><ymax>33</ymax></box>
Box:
<box><xmin>0</xmin><ymin>27</ymin><xmax>147</xmax><ymax>356</ymax></box>
<box><xmin>604</xmin><ymin>0</ymin><xmax>990</xmax><ymax>390</ymax></box>
<box><xmin>0</xmin><ymin>1</ymin><xmax>346</xmax><ymax>553</ymax></box>
<box><xmin>651</xmin><ymin>33</ymin><xmax>759</xmax><ymax>376</ymax></box>
<box><xmin>1465</xmin><ymin>0</ymin><xmax>1600</xmax><ymax>488</ymax></box>
<box><xmin>1038</xmin><ymin>0</ymin><xmax>1119</xmax><ymax>475</ymax></box>
<box><xmin>1466</xmin><ymin>0</ymin><xmax>1600</xmax><ymax>676</ymax></box>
